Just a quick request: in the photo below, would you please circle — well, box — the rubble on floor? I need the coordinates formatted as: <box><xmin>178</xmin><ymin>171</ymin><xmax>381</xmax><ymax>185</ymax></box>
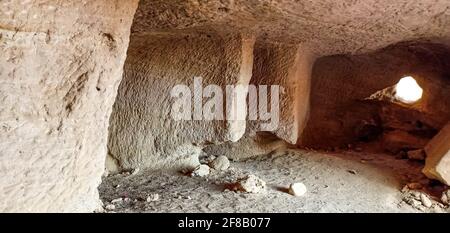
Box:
<box><xmin>209</xmin><ymin>156</ymin><xmax>230</xmax><ymax>171</ymax></box>
<box><xmin>191</xmin><ymin>164</ymin><xmax>210</xmax><ymax>177</ymax></box>
<box><xmin>400</xmin><ymin>185</ymin><xmax>447</xmax><ymax>212</ymax></box>
<box><xmin>99</xmin><ymin>149</ymin><xmax>450</xmax><ymax>213</ymax></box>
<box><xmin>233</xmin><ymin>175</ymin><xmax>266</xmax><ymax>194</ymax></box>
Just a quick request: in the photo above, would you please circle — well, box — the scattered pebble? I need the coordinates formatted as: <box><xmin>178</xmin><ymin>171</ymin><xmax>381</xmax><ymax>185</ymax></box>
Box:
<box><xmin>420</xmin><ymin>193</ymin><xmax>432</xmax><ymax>208</ymax></box>
<box><xmin>146</xmin><ymin>193</ymin><xmax>160</xmax><ymax>202</ymax></box>
<box><xmin>131</xmin><ymin>168</ymin><xmax>140</xmax><ymax>175</ymax></box>
<box><xmin>401</xmin><ymin>187</ymin><xmax>438</xmax><ymax>211</ymax></box>
<box><xmin>288</xmin><ymin>183</ymin><xmax>307</xmax><ymax>196</ymax></box>
<box><xmin>105</xmin><ymin>204</ymin><xmax>115</xmax><ymax>211</ymax></box>
<box><xmin>111</xmin><ymin>198</ymin><xmax>123</xmax><ymax>204</ymax></box>
<box><xmin>209</xmin><ymin>155</ymin><xmax>230</xmax><ymax>171</ymax></box>
<box><xmin>191</xmin><ymin>164</ymin><xmax>210</xmax><ymax>177</ymax></box>
<box><xmin>235</xmin><ymin>174</ymin><xmax>266</xmax><ymax>193</ymax></box>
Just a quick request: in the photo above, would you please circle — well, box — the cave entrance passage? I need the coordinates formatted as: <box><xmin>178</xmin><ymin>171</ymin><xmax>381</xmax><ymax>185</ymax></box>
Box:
<box><xmin>301</xmin><ymin>41</ymin><xmax>450</xmax><ymax>157</ymax></box>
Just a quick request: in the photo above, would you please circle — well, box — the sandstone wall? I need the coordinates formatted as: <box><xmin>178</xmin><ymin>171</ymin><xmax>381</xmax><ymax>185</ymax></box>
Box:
<box><xmin>249</xmin><ymin>42</ymin><xmax>315</xmax><ymax>144</ymax></box>
<box><xmin>203</xmin><ymin>42</ymin><xmax>315</xmax><ymax>160</ymax></box>
<box><xmin>0</xmin><ymin>0</ymin><xmax>138</xmax><ymax>212</ymax></box>
<box><xmin>108</xmin><ymin>33</ymin><xmax>255</xmax><ymax>170</ymax></box>
<box><xmin>300</xmin><ymin>42</ymin><xmax>450</xmax><ymax>151</ymax></box>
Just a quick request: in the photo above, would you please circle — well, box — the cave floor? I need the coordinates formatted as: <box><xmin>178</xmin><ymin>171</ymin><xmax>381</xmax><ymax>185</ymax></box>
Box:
<box><xmin>99</xmin><ymin>149</ymin><xmax>449</xmax><ymax>213</ymax></box>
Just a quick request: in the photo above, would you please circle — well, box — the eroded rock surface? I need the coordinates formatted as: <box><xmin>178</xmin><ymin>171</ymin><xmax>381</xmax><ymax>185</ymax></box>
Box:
<box><xmin>423</xmin><ymin>122</ymin><xmax>450</xmax><ymax>185</ymax></box>
<box><xmin>0</xmin><ymin>0</ymin><xmax>138</xmax><ymax>212</ymax></box>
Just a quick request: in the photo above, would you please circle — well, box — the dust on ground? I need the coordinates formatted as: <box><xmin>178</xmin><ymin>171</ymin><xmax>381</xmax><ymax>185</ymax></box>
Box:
<box><xmin>98</xmin><ymin>149</ymin><xmax>449</xmax><ymax>213</ymax></box>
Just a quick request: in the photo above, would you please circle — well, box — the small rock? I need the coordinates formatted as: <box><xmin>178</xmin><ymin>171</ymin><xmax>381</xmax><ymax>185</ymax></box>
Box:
<box><xmin>105</xmin><ymin>204</ymin><xmax>115</xmax><ymax>211</ymax></box>
<box><xmin>235</xmin><ymin>174</ymin><xmax>266</xmax><ymax>194</ymax></box>
<box><xmin>420</xmin><ymin>193</ymin><xmax>432</xmax><ymax>208</ymax></box>
<box><xmin>441</xmin><ymin>190</ymin><xmax>449</xmax><ymax>205</ymax></box>
<box><xmin>288</xmin><ymin>183</ymin><xmax>307</xmax><ymax>196</ymax></box>
<box><xmin>209</xmin><ymin>155</ymin><xmax>230</xmax><ymax>171</ymax></box>
<box><xmin>131</xmin><ymin>168</ymin><xmax>140</xmax><ymax>175</ymax></box>
<box><xmin>407</xmin><ymin>149</ymin><xmax>425</xmax><ymax>161</ymax></box>
<box><xmin>111</xmin><ymin>198</ymin><xmax>123</xmax><ymax>204</ymax></box>
<box><xmin>124</xmin><ymin>197</ymin><xmax>131</xmax><ymax>202</ymax></box>
<box><xmin>191</xmin><ymin>164</ymin><xmax>210</xmax><ymax>177</ymax></box>
<box><xmin>94</xmin><ymin>206</ymin><xmax>105</xmax><ymax>213</ymax></box>
<box><xmin>146</xmin><ymin>193</ymin><xmax>160</xmax><ymax>202</ymax></box>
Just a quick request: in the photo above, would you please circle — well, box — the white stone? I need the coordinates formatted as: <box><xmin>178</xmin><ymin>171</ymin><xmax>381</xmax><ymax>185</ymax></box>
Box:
<box><xmin>420</xmin><ymin>193</ymin><xmax>432</xmax><ymax>208</ymax></box>
<box><xmin>289</xmin><ymin>183</ymin><xmax>307</xmax><ymax>197</ymax></box>
<box><xmin>105</xmin><ymin>204</ymin><xmax>116</xmax><ymax>211</ymax></box>
<box><xmin>209</xmin><ymin>156</ymin><xmax>230</xmax><ymax>171</ymax></box>
<box><xmin>146</xmin><ymin>193</ymin><xmax>160</xmax><ymax>202</ymax></box>
<box><xmin>131</xmin><ymin>168</ymin><xmax>140</xmax><ymax>175</ymax></box>
<box><xmin>111</xmin><ymin>198</ymin><xmax>123</xmax><ymax>204</ymax></box>
<box><xmin>191</xmin><ymin>164</ymin><xmax>210</xmax><ymax>177</ymax></box>
<box><xmin>236</xmin><ymin>175</ymin><xmax>266</xmax><ymax>193</ymax></box>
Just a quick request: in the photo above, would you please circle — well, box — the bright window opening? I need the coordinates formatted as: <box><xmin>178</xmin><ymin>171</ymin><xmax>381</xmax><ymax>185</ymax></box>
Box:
<box><xmin>395</xmin><ymin>76</ymin><xmax>423</xmax><ymax>104</ymax></box>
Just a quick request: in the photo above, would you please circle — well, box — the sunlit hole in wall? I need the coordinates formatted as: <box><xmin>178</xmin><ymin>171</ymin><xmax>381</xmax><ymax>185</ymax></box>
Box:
<box><xmin>395</xmin><ymin>76</ymin><xmax>423</xmax><ymax>104</ymax></box>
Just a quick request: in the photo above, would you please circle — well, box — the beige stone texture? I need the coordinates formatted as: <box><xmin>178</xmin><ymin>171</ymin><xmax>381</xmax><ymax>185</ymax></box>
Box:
<box><xmin>0</xmin><ymin>0</ymin><xmax>138</xmax><ymax>212</ymax></box>
<box><xmin>423</xmin><ymin>122</ymin><xmax>450</xmax><ymax>185</ymax></box>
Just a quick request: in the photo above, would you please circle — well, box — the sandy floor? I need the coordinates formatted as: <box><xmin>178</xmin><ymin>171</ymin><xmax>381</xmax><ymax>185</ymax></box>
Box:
<box><xmin>99</xmin><ymin>149</ymin><xmax>449</xmax><ymax>213</ymax></box>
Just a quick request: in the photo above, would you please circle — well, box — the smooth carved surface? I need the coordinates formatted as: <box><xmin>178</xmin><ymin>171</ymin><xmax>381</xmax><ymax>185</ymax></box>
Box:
<box><xmin>108</xmin><ymin>33</ymin><xmax>254</xmax><ymax>170</ymax></box>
